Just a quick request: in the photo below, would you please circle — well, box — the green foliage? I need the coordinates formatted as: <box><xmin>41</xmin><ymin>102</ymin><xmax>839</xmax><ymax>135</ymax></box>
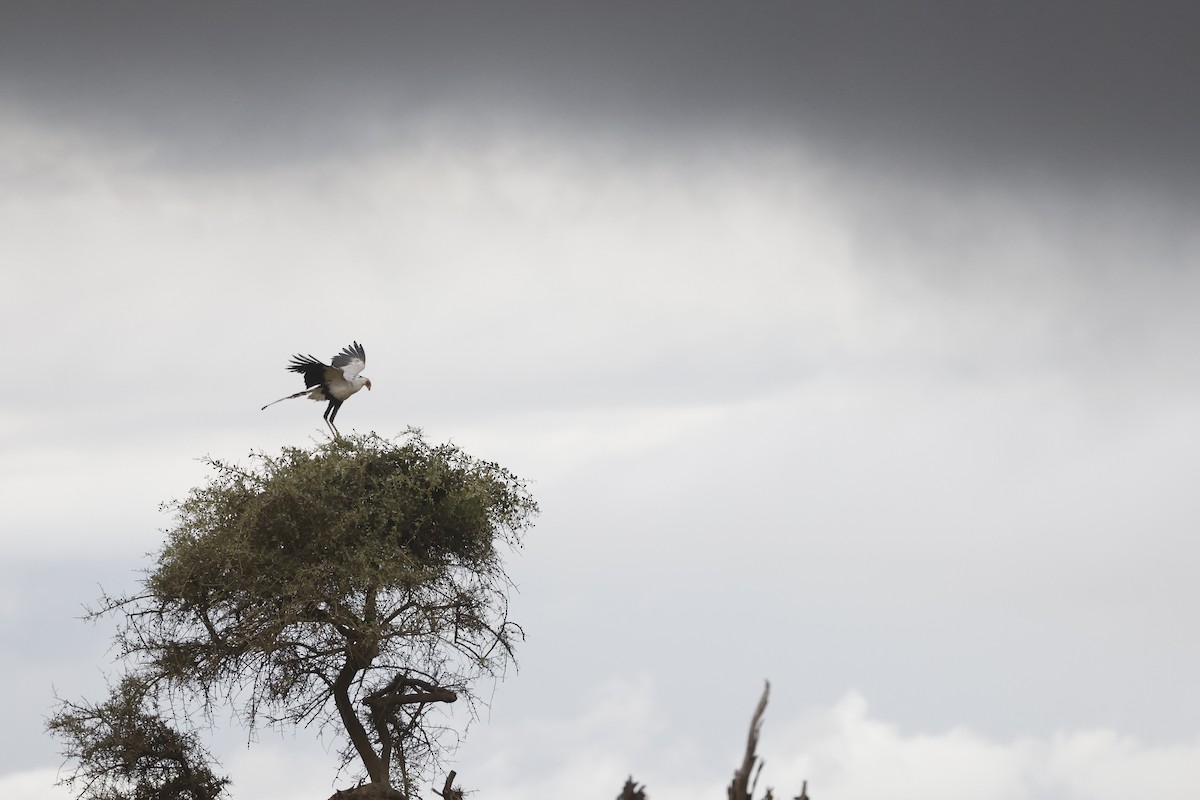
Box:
<box><xmin>52</xmin><ymin>430</ymin><xmax>537</xmax><ymax>796</ymax></box>
<box><xmin>47</xmin><ymin>676</ymin><xmax>229</xmax><ymax>800</ymax></box>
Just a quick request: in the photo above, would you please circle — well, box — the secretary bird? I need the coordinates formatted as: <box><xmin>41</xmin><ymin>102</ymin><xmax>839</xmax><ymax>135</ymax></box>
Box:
<box><xmin>262</xmin><ymin>341</ymin><xmax>371</xmax><ymax>437</ymax></box>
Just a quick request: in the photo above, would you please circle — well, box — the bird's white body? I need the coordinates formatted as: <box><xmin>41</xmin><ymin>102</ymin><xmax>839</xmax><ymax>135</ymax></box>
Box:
<box><xmin>307</xmin><ymin>372</ymin><xmax>369</xmax><ymax>403</ymax></box>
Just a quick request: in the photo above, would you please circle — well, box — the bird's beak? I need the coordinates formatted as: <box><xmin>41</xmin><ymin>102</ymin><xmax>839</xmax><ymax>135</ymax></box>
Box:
<box><xmin>365</xmin><ymin>379</ymin><xmax>372</xmax><ymax>390</ymax></box>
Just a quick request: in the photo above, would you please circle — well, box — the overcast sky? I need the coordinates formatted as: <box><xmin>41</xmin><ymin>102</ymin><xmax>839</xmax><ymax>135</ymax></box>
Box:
<box><xmin>3</xmin><ymin>4</ymin><xmax>1200</xmax><ymax>799</ymax></box>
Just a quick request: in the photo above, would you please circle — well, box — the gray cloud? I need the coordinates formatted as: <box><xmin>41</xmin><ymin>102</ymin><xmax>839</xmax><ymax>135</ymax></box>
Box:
<box><xmin>3</xmin><ymin>2</ymin><xmax>1198</xmax><ymax>190</ymax></box>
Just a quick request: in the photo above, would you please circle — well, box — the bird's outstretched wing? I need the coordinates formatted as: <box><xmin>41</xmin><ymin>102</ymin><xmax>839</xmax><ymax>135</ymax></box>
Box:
<box><xmin>287</xmin><ymin>354</ymin><xmax>332</xmax><ymax>389</ymax></box>
<box><xmin>331</xmin><ymin>341</ymin><xmax>367</xmax><ymax>380</ymax></box>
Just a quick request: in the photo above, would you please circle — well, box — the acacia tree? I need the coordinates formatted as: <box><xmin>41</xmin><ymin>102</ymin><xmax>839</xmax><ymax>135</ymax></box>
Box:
<box><xmin>50</xmin><ymin>431</ymin><xmax>537</xmax><ymax>800</ymax></box>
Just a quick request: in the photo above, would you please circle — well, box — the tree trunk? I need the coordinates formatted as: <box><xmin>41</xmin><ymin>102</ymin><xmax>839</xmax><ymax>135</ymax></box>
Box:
<box><xmin>332</xmin><ymin>655</ymin><xmax>389</xmax><ymax>786</ymax></box>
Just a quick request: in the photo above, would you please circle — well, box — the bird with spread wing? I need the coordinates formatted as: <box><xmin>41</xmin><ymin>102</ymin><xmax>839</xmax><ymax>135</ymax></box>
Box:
<box><xmin>262</xmin><ymin>341</ymin><xmax>372</xmax><ymax>437</ymax></box>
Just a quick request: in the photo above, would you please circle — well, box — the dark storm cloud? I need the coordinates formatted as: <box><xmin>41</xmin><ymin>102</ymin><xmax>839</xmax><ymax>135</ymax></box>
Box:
<box><xmin>3</xmin><ymin>1</ymin><xmax>1199</xmax><ymax>187</ymax></box>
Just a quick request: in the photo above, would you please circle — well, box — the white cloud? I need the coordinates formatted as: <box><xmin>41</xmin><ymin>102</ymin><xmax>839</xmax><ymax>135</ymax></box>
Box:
<box><xmin>452</xmin><ymin>688</ymin><xmax>1200</xmax><ymax>800</ymax></box>
<box><xmin>1042</xmin><ymin>728</ymin><xmax>1200</xmax><ymax>800</ymax></box>
<box><xmin>769</xmin><ymin>693</ymin><xmax>1032</xmax><ymax>800</ymax></box>
<box><xmin>763</xmin><ymin>693</ymin><xmax>1200</xmax><ymax>800</ymax></box>
<box><xmin>452</xmin><ymin>676</ymin><xmax>722</xmax><ymax>800</ymax></box>
<box><xmin>15</xmin><ymin>688</ymin><xmax>1200</xmax><ymax>800</ymax></box>
<box><xmin>0</xmin><ymin>768</ymin><xmax>70</xmax><ymax>800</ymax></box>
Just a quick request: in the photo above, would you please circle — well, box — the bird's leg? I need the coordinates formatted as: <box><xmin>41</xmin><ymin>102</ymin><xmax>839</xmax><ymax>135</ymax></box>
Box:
<box><xmin>325</xmin><ymin>401</ymin><xmax>342</xmax><ymax>438</ymax></box>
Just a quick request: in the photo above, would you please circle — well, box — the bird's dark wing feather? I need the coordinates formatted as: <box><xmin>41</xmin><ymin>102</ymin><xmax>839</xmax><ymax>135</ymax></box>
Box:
<box><xmin>287</xmin><ymin>354</ymin><xmax>331</xmax><ymax>389</ymax></box>
<box><xmin>331</xmin><ymin>341</ymin><xmax>367</xmax><ymax>379</ymax></box>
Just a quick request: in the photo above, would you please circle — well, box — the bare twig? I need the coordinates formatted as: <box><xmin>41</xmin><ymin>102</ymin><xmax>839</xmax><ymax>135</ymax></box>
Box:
<box><xmin>728</xmin><ymin>681</ymin><xmax>770</xmax><ymax>800</ymax></box>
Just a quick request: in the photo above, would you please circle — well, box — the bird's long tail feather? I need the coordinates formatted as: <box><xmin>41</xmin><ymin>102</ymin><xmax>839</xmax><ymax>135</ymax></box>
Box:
<box><xmin>261</xmin><ymin>390</ymin><xmax>309</xmax><ymax>410</ymax></box>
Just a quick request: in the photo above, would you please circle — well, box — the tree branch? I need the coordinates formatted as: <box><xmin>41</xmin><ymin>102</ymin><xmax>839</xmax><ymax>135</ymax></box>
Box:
<box><xmin>729</xmin><ymin>681</ymin><xmax>770</xmax><ymax>800</ymax></box>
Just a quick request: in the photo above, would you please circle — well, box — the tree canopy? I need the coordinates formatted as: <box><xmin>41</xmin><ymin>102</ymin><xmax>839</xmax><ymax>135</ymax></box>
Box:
<box><xmin>50</xmin><ymin>431</ymin><xmax>538</xmax><ymax>800</ymax></box>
